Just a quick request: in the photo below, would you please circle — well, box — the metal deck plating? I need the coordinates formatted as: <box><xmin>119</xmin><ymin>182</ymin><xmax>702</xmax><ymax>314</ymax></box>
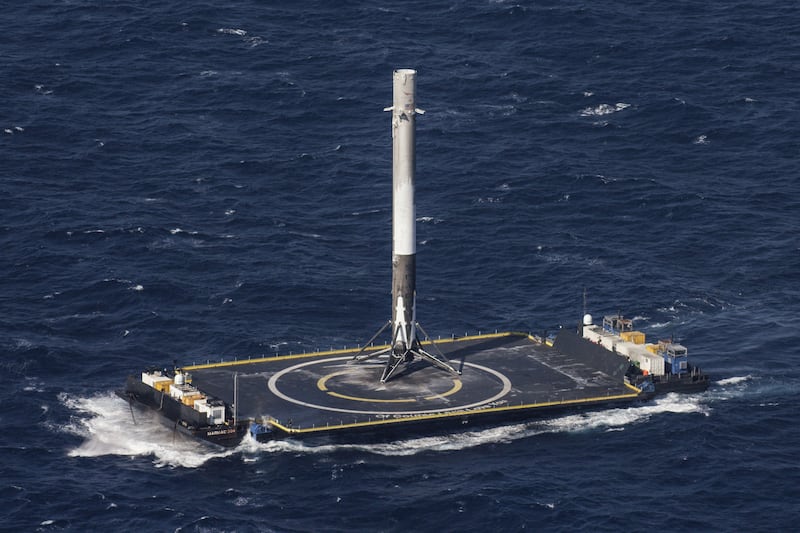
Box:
<box><xmin>183</xmin><ymin>331</ymin><xmax>641</xmax><ymax>439</ymax></box>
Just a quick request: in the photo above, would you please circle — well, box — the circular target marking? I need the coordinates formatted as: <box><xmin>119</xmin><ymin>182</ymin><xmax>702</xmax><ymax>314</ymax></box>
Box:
<box><xmin>317</xmin><ymin>370</ymin><xmax>462</xmax><ymax>403</ymax></box>
<box><xmin>317</xmin><ymin>370</ymin><xmax>414</xmax><ymax>403</ymax></box>
<box><xmin>267</xmin><ymin>356</ymin><xmax>512</xmax><ymax>416</ymax></box>
<box><xmin>424</xmin><ymin>378</ymin><xmax>462</xmax><ymax>401</ymax></box>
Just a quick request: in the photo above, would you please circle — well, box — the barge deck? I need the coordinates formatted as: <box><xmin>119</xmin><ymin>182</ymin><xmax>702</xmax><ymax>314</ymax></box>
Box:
<box><xmin>166</xmin><ymin>330</ymin><xmax>642</xmax><ymax>441</ymax></box>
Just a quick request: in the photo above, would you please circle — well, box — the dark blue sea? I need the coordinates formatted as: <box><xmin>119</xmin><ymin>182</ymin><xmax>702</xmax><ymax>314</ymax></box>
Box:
<box><xmin>3</xmin><ymin>1</ymin><xmax>799</xmax><ymax>531</ymax></box>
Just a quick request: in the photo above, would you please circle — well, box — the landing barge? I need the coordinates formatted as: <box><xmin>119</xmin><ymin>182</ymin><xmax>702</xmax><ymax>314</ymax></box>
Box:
<box><xmin>117</xmin><ymin>69</ymin><xmax>708</xmax><ymax>447</ymax></box>
<box><xmin>119</xmin><ymin>329</ymin><xmax>629</xmax><ymax>446</ymax></box>
<box><xmin>118</xmin><ymin>320</ymin><xmax>707</xmax><ymax>447</ymax></box>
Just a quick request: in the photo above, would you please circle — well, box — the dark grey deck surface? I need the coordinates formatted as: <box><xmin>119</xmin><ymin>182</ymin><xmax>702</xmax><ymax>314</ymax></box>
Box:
<box><xmin>185</xmin><ymin>333</ymin><xmax>634</xmax><ymax>432</ymax></box>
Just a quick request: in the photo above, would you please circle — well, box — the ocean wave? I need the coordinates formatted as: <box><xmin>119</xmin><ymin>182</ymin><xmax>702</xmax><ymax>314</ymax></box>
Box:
<box><xmin>716</xmin><ymin>375</ymin><xmax>752</xmax><ymax>386</ymax></box>
<box><xmin>62</xmin><ymin>393</ymin><xmax>237</xmax><ymax>468</ymax></box>
<box><xmin>579</xmin><ymin>102</ymin><xmax>631</xmax><ymax>117</ymax></box>
<box><xmin>217</xmin><ymin>28</ymin><xmax>247</xmax><ymax>36</ymax></box>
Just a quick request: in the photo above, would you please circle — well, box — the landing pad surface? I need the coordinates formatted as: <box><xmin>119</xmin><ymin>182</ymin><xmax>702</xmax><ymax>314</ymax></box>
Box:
<box><xmin>184</xmin><ymin>332</ymin><xmax>638</xmax><ymax>436</ymax></box>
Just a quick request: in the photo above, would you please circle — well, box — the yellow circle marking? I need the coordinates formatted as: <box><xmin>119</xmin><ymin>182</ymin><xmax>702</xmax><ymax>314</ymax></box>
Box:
<box><xmin>424</xmin><ymin>378</ymin><xmax>462</xmax><ymax>401</ymax></box>
<box><xmin>327</xmin><ymin>390</ymin><xmax>415</xmax><ymax>403</ymax></box>
<box><xmin>317</xmin><ymin>369</ymin><xmax>463</xmax><ymax>404</ymax></box>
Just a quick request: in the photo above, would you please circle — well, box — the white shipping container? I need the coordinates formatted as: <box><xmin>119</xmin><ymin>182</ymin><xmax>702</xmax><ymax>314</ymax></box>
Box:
<box><xmin>142</xmin><ymin>372</ymin><xmax>172</xmax><ymax>388</ymax></box>
<box><xmin>627</xmin><ymin>346</ymin><xmax>665</xmax><ymax>376</ymax></box>
<box><xmin>209</xmin><ymin>407</ymin><xmax>225</xmax><ymax>425</ymax></box>
<box><xmin>169</xmin><ymin>383</ymin><xmax>199</xmax><ymax>400</ymax></box>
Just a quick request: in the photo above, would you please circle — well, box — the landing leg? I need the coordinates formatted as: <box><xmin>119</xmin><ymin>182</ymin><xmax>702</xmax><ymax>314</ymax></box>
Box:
<box><xmin>380</xmin><ymin>350</ymin><xmax>407</xmax><ymax>383</ymax></box>
<box><xmin>380</xmin><ymin>344</ymin><xmax>459</xmax><ymax>383</ymax></box>
<box><xmin>350</xmin><ymin>320</ymin><xmax>392</xmax><ymax>364</ymax></box>
<box><xmin>410</xmin><ymin>346</ymin><xmax>460</xmax><ymax>376</ymax></box>
<box><xmin>352</xmin><ymin>320</ymin><xmax>461</xmax><ymax>383</ymax></box>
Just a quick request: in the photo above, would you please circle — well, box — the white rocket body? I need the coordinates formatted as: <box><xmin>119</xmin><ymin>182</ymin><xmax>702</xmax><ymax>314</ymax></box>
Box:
<box><xmin>351</xmin><ymin>69</ymin><xmax>457</xmax><ymax>383</ymax></box>
<box><xmin>390</xmin><ymin>69</ymin><xmax>419</xmax><ymax>354</ymax></box>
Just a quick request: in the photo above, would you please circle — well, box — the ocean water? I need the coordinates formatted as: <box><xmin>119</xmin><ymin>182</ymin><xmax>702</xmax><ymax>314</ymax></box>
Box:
<box><xmin>2</xmin><ymin>1</ymin><xmax>799</xmax><ymax>531</ymax></box>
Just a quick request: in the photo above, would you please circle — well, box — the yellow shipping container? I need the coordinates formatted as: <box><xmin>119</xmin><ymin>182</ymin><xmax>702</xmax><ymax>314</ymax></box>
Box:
<box><xmin>645</xmin><ymin>344</ymin><xmax>660</xmax><ymax>354</ymax></box>
<box><xmin>153</xmin><ymin>380</ymin><xmax>173</xmax><ymax>393</ymax></box>
<box><xmin>621</xmin><ymin>331</ymin><xmax>646</xmax><ymax>344</ymax></box>
<box><xmin>182</xmin><ymin>394</ymin><xmax>203</xmax><ymax>406</ymax></box>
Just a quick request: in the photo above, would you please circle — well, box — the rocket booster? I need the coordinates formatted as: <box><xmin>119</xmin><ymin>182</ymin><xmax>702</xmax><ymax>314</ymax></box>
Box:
<box><xmin>351</xmin><ymin>69</ymin><xmax>457</xmax><ymax>383</ymax></box>
<box><xmin>390</xmin><ymin>69</ymin><xmax>419</xmax><ymax>354</ymax></box>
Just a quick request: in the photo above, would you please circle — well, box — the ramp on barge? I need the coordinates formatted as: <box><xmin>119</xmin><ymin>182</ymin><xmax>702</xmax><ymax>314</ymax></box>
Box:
<box><xmin>182</xmin><ymin>330</ymin><xmax>641</xmax><ymax>439</ymax></box>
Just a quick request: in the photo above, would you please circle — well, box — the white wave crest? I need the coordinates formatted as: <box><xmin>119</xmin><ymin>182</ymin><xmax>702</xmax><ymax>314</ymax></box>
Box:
<box><xmin>242</xmin><ymin>423</ymin><xmax>534</xmax><ymax>457</ymax></box>
<box><xmin>716</xmin><ymin>375</ymin><xmax>752</xmax><ymax>386</ymax></box>
<box><xmin>169</xmin><ymin>227</ymin><xmax>198</xmax><ymax>235</ymax></box>
<box><xmin>580</xmin><ymin>102</ymin><xmax>630</xmax><ymax>117</ymax></box>
<box><xmin>62</xmin><ymin>393</ymin><xmax>238</xmax><ymax>468</ymax></box>
<box><xmin>217</xmin><ymin>28</ymin><xmax>247</xmax><ymax>36</ymax></box>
